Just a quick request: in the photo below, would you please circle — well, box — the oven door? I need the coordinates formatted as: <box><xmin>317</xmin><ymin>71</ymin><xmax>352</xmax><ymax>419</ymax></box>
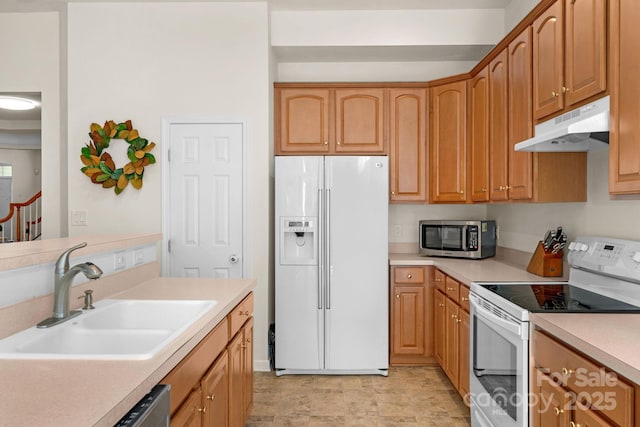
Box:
<box><xmin>470</xmin><ymin>294</ymin><xmax>529</xmax><ymax>427</ymax></box>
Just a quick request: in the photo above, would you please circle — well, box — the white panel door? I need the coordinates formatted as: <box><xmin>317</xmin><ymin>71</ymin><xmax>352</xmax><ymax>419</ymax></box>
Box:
<box><xmin>0</xmin><ymin>177</ymin><xmax>11</xmax><ymax>219</ymax></box>
<box><xmin>168</xmin><ymin>123</ymin><xmax>243</xmax><ymax>278</ymax></box>
<box><xmin>324</xmin><ymin>156</ymin><xmax>389</xmax><ymax>370</ymax></box>
<box><xmin>274</xmin><ymin>156</ymin><xmax>324</xmax><ymax>370</ymax></box>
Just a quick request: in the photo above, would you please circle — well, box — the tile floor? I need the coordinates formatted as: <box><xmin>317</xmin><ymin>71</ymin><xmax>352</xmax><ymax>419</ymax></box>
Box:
<box><xmin>246</xmin><ymin>367</ymin><xmax>471</xmax><ymax>426</ymax></box>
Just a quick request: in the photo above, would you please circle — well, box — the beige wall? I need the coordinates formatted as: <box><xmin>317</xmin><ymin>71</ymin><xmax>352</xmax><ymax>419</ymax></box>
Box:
<box><xmin>67</xmin><ymin>2</ymin><xmax>271</xmax><ymax>368</ymax></box>
<box><xmin>0</xmin><ymin>13</ymin><xmax>63</xmax><ymax>239</ymax></box>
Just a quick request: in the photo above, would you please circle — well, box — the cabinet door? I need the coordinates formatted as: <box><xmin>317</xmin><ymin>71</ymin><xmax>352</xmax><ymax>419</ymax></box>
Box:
<box><xmin>429</xmin><ymin>81</ymin><xmax>467</xmax><ymax>203</ymax></box>
<box><xmin>171</xmin><ymin>388</ymin><xmax>203</xmax><ymax>427</ymax></box>
<box><xmin>533</xmin><ymin>372</ymin><xmax>571</xmax><ymax>427</ymax></box>
<box><xmin>457</xmin><ymin>309</ymin><xmax>470</xmax><ymax>401</ymax></box>
<box><xmin>468</xmin><ymin>67</ymin><xmax>490</xmax><ymax>202</ymax></box>
<box><xmin>444</xmin><ymin>298</ymin><xmax>460</xmax><ymax>388</ymax></box>
<box><xmin>389</xmin><ymin>88</ymin><xmax>427</xmax><ymax>201</ymax></box>
<box><xmin>564</xmin><ymin>0</ymin><xmax>607</xmax><ymax>106</ymax></box>
<box><xmin>574</xmin><ymin>401</ymin><xmax>615</xmax><ymax>427</ymax></box>
<box><xmin>609</xmin><ymin>0</ymin><xmax>640</xmax><ymax>194</ymax></box>
<box><xmin>277</xmin><ymin>88</ymin><xmax>331</xmax><ymax>154</ymax></box>
<box><xmin>201</xmin><ymin>351</ymin><xmax>228</xmax><ymax>427</ymax></box>
<box><xmin>392</xmin><ymin>285</ymin><xmax>425</xmax><ymax>355</ymax></box>
<box><xmin>508</xmin><ymin>27</ymin><xmax>534</xmax><ymax>200</ymax></box>
<box><xmin>434</xmin><ymin>290</ymin><xmax>446</xmax><ymax>366</ymax></box>
<box><xmin>335</xmin><ymin>88</ymin><xmax>385</xmax><ymax>153</ymax></box>
<box><xmin>533</xmin><ymin>0</ymin><xmax>564</xmax><ymax>119</ymax></box>
<box><xmin>228</xmin><ymin>331</ymin><xmax>244</xmax><ymax>427</ymax></box>
<box><xmin>489</xmin><ymin>49</ymin><xmax>509</xmax><ymax>202</ymax></box>
<box><xmin>242</xmin><ymin>318</ymin><xmax>254</xmax><ymax>421</ymax></box>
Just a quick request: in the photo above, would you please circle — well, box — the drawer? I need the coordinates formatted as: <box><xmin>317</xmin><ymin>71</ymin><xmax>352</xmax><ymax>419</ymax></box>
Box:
<box><xmin>445</xmin><ymin>276</ymin><xmax>460</xmax><ymax>303</ymax></box>
<box><xmin>161</xmin><ymin>317</ymin><xmax>229</xmax><ymax>415</ymax></box>
<box><xmin>434</xmin><ymin>269</ymin><xmax>446</xmax><ymax>292</ymax></box>
<box><xmin>459</xmin><ymin>285</ymin><xmax>470</xmax><ymax>312</ymax></box>
<box><xmin>533</xmin><ymin>330</ymin><xmax>634</xmax><ymax>426</ymax></box>
<box><xmin>229</xmin><ymin>292</ymin><xmax>254</xmax><ymax>339</ymax></box>
<box><xmin>393</xmin><ymin>267</ymin><xmax>425</xmax><ymax>284</ymax></box>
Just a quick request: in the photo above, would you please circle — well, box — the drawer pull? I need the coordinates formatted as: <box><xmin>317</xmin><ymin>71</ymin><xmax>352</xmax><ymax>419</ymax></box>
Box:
<box><xmin>435</xmin><ymin>277</ymin><xmax>442</xmax><ymax>282</ymax></box>
<box><xmin>461</xmin><ymin>297</ymin><xmax>469</xmax><ymax>302</ymax></box>
<box><xmin>447</xmin><ymin>287</ymin><xmax>455</xmax><ymax>291</ymax></box>
<box><xmin>439</xmin><ymin>303</ymin><xmax>445</xmax><ymax>308</ymax></box>
<box><xmin>407</xmin><ymin>274</ymin><xmax>412</xmax><ymax>279</ymax></box>
<box><xmin>451</xmin><ymin>314</ymin><xmax>457</xmax><ymax>319</ymax></box>
<box><xmin>239</xmin><ymin>310</ymin><xmax>250</xmax><ymax>316</ymax></box>
<box><xmin>553</xmin><ymin>407</ymin><xmax>563</xmax><ymax>416</ymax></box>
<box><xmin>562</xmin><ymin>367</ymin><xmax>574</xmax><ymax>377</ymax></box>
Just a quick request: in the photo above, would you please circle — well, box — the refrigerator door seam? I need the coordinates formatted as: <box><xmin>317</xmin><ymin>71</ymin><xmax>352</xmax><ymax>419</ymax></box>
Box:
<box><xmin>317</xmin><ymin>188</ymin><xmax>323</xmax><ymax>310</ymax></box>
<box><xmin>326</xmin><ymin>188</ymin><xmax>331</xmax><ymax>310</ymax></box>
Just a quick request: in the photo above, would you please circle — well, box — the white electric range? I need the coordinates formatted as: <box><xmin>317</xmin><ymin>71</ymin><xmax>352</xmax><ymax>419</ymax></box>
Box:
<box><xmin>468</xmin><ymin>236</ymin><xmax>640</xmax><ymax>427</ymax></box>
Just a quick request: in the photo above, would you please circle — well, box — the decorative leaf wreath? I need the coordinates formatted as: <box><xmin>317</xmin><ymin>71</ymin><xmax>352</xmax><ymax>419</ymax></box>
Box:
<box><xmin>80</xmin><ymin>120</ymin><xmax>156</xmax><ymax>195</ymax></box>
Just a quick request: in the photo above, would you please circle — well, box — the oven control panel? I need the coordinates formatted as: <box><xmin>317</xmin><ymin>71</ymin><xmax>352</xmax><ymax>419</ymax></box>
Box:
<box><xmin>568</xmin><ymin>236</ymin><xmax>640</xmax><ymax>282</ymax></box>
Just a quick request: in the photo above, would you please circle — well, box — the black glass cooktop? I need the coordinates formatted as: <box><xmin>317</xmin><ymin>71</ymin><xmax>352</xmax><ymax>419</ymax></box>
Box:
<box><xmin>480</xmin><ymin>283</ymin><xmax>640</xmax><ymax>313</ymax></box>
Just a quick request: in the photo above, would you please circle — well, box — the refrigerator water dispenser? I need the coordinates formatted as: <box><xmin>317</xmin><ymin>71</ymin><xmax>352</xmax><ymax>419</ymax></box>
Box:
<box><xmin>280</xmin><ymin>217</ymin><xmax>317</xmax><ymax>265</ymax></box>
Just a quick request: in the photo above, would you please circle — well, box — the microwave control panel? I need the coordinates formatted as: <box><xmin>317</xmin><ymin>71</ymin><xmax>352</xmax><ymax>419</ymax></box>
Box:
<box><xmin>468</xmin><ymin>226</ymin><xmax>478</xmax><ymax>251</ymax></box>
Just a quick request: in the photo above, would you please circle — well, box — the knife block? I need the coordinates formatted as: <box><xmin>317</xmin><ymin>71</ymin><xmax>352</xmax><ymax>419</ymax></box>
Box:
<box><xmin>527</xmin><ymin>241</ymin><xmax>563</xmax><ymax>277</ymax></box>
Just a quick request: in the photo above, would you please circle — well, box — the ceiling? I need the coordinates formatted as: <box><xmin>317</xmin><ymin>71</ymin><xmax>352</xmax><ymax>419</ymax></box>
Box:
<box><xmin>0</xmin><ymin>0</ymin><xmax>511</xmax><ymax>12</ymax></box>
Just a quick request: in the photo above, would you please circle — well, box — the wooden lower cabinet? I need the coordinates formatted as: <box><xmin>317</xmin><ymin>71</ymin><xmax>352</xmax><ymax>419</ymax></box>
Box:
<box><xmin>390</xmin><ymin>266</ymin><xmax>436</xmax><ymax>365</ymax></box>
<box><xmin>162</xmin><ymin>292</ymin><xmax>254</xmax><ymax>427</ymax></box>
<box><xmin>229</xmin><ymin>318</ymin><xmax>253</xmax><ymax>427</ymax></box>
<box><xmin>532</xmin><ymin>329</ymin><xmax>635</xmax><ymax>427</ymax></box>
<box><xmin>172</xmin><ymin>388</ymin><xmax>204</xmax><ymax>427</ymax></box>
<box><xmin>432</xmin><ymin>269</ymin><xmax>470</xmax><ymax>400</ymax></box>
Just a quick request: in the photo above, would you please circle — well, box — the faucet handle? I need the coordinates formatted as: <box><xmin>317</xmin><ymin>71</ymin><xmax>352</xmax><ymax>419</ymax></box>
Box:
<box><xmin>78</xmin><ymin>289</ymin><xmax>95</xmax><ymax>310</ymax></box>
<box><xmin>55</xmin><ymin>242</ymin><xmax>88</xmax><ymax>274</ymax></box>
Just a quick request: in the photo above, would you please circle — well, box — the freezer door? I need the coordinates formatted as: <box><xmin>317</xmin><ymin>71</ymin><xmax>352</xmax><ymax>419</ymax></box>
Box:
<box><xmin>324</xmin><ymin>156</ymin><xmax>389</xmax><ymax>370</ymax></box>
<box><xmin>275</xmin><ymin>156</ymin><xmax>325</xmax><ymax>370</ymax></box>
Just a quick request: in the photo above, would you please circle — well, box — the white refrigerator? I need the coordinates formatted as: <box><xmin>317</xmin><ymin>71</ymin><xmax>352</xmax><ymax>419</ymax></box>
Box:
<box><xmin>275</xmin><ymin>156</ymin><xmax>389</xmax><ymax>376</ymax></box>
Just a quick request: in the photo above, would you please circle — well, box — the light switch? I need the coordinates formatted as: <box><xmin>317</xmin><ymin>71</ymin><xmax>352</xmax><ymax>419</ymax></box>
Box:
<box><xmin>134</xmin><ymin>248</ymin><xmax>144</xmax><ymax>265</ymax></box>
<box><xmin>114</xmin><ymin>251</ymin><xmax>126</xmax><ymax>270</ymax></box>
<box><xmin>71</xmin><ymin>210</ymin><xmax>88</xmax><ymax>226</ymax></box>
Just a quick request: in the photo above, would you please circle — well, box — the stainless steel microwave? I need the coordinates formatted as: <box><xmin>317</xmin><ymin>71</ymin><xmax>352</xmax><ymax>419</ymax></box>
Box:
<box><xmin>419</xmin><ymin>220</ymin><xmax>496</xmax><ymax>259</ymax></box>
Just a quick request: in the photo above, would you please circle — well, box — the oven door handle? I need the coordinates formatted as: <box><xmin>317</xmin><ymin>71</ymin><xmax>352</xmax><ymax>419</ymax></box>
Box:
<box><xmin>471</xmin><ymin>297</ymin><xmax>523</xmax><ymax>338</ymax></box>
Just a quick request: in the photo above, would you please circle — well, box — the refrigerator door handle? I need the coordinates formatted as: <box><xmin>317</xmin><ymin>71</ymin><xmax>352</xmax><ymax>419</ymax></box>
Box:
<box><xmin>326</xmin><ymin>188</ymin><xmax>331</xmax><ymax>310</ymax></box>
<box><xmin>318</xmin><ymin>188</ymin><xmax>323</xmax><ymax>310</ymax></box>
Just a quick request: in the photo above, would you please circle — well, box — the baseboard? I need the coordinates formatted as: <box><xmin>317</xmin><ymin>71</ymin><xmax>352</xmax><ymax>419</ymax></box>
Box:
<box><xmin>254</xmin><ymin>359</ymin><xmax>271</xmax><ymax>372</ymax></box>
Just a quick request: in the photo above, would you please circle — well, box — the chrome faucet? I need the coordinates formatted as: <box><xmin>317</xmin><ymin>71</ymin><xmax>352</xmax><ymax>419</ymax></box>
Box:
<box><xmin>37</xmin><ymin>242</ymin><xmax>103</xmax><ymax>328</ymax></box>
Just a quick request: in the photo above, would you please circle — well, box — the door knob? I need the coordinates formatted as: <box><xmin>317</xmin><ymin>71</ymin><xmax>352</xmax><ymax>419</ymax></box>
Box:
<box><xmin>229</xmin><ymin>254</ymin><xmax>240</xmax><ymax>264</ymax></box>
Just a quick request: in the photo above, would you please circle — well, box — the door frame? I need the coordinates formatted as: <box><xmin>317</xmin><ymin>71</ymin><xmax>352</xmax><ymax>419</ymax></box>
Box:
<box><xmin>161</xmin><ymin>116</ymin><xmax>249</xmax><ymax>278</ymax></box>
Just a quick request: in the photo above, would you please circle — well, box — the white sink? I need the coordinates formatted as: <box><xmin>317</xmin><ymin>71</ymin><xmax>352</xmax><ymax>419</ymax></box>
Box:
<box><xmin>0</xmin><ymin>299</ymin><xmax>217</xmax><ymax>360</ymax></box>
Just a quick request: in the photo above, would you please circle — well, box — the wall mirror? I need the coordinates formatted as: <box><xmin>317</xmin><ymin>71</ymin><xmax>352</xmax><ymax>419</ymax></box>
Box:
<box><xmin>0</xmin><ymin>92</ymin><xmax>42</xmax><ymax>242</ymax></box>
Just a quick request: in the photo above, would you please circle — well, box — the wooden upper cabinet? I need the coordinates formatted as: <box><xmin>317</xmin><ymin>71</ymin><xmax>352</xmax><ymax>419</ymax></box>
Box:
<box><xmin>468</xmin><ymin>67</ymin><xmax>490</xmax><ymax>202</ymax></box>
<box><xmin>274</xmin><ymin>85</ymin><xmax>387</xmax><ymax>155</ymax></box>
<box><xmin>277</xmin><ymin>88</ymin><xmax>331</xmax><ymax>154</ymax></box>
<box><xmin>533</xmin><ymin>0</ymin><xmax>607</xmax><ymax>121</ymax></box>
<box><xmin>564</xmin><ymin>0</ymin><xmax>607</xmax><ymax>106</ymax></box>
<box><xmin>429</xmin><ymin>80</ymin><xmax>467</xmax><ymax>203</ymax></box>
<box><xmin>508</xmin><ymin>27</ymin><xmax>535</xmax><ymax>201</ymax></box>
<box><xmin>489</xmin><ymin>49</ymin><xmax>509</xmax><ymax>202</ymax></box>
<box><xmin>335</xmin><ymin>88</ymin><xmax>386</xmax><ymax>153</ymax></box>
<box><xmin>389</xmin><ymin>88</ymin><xmax>427</xmax><ymax>202</ymax></box>
<box><xmin>533</xmin><ymin>0</ymin><xmax>565</xmax><ymax>120</ymax></box>
<box><xmin>609</xmin><ymin>0</ymin><xmax>640</xmax><ymax>194</ymax></box>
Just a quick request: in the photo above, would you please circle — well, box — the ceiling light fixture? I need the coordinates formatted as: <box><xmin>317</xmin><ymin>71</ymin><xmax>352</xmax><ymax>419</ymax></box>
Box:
<box><xmin>0</xmin><ymin>96</ymin><xmax>38</xmax><ymax>111</ymax></box>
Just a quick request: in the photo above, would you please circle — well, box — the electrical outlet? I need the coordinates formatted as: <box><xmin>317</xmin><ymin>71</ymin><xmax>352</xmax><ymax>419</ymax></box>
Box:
<box><xmin>393</xmin><ymin>224</ymin><xmax>402</xmax><ymax>238</ymax></box>
<box><xmin>71</xmin><ymin>210</ymin><xmax>88</xmax><ymax>226</ymax></box>
<box><xmin>114</xmin><ymin>251</ymin><xmax>126</xmax><ymax>270</ymax></box>
<box><xmin>134</xmin><ymin>248</ymin><xmax>144</xmax><ymax>266</ymax></box>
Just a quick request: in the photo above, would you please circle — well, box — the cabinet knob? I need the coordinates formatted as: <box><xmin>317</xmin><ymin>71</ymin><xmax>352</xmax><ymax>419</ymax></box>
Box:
<box><xmin>407</xmin><ymin>274</ymin><xmax>412</xmax><ymax>279</ymax></box>
<box><xmin>396</xmin><ymin>294</ymin><xmax>400</xmax><ymax>299</ymax></box>
<box><xmin>206</xmin><ymin>394</ymin><xmax>215</xmax><ymax>401</ymax></box>
<box><xmin>439</xmin><ymin>303</ymin><xmax>445</xmax><ymax>307</ymax></box>
<box><xmin>245</xmin><ymin>337</ymin><xmax>251</xmax><ymax>344</ymax></box>
<box><xmin>451</xmin><ymin>314</ymin><xmax>457</xmax><ymax>319</ymax></box>
<box><xmin>570</xmin><ymin>422</ymin><xmax>581</xmax><ymax>427</ymax></box>
<box><xmin>459</xmin><ymin>190</ymin><xmax>464</xmax><ymax>194</ymax></box>
<box><xmin>447</xmin><ymin>287</ymin><xmax>455</xmax><ymax>291</ymax></box>
<box><xmin>337</xmin><ymin>141</ymin><xmax>341</xmax><ymax>145</ymax></box>
<box><xmin>553</xmin><ymin>407</ymin><xmax>564</xmax><ymax>416</ymax></box>
<box><xmin>481</xmin><ymin>188</ymin><xmax>487</xmax><ymax>192</ymax></box>
<box><xmin>435</xmin><ymin>278</ymin><xmax>442</xmax><ymax>282</ymax></box>
<box><xmin>197</xmin><ymin>407</ymin><xmax>207</xmax><ymax>413</ymax></box>
<box><xmin>324</xmin><ymin>141</ymin><xmax>328</xmax><ymax>145</ymax></box>
<box><xmin>391</xmin><ymin>191</ymin><xmax>396</xmax><ymax>195</ymax></box>
<box><xmin>461</xmin><ymin>297</ymin><xmax>469</xmax><ymax>302</ymax></box>
<box><xmin>456</xmin><ymin>318</ymin><xmax>462</xmax><ymax>323</ymax></box>
<box><xmin>552</xmin><ymin>91</ymin><xmax>559</xmax><ymax>98</ymax></box>
<box><xmin>562</xmin><ymin>86</ymin><xmax>569</xmax><ymax>94</ymax></box>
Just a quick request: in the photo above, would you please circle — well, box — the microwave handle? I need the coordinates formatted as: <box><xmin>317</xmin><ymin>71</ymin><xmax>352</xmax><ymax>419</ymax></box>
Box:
<box><xmin>462</xmin><ymin>225</ymin><xmax>468</xmax><ymax>251</ymax></box>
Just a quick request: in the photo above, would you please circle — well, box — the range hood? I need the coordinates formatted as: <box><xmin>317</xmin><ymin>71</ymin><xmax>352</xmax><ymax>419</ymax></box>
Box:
<box><xmin>514</xmin><ymin>95</ymin><xmax>610</xmax><ymax>152</ymax></box>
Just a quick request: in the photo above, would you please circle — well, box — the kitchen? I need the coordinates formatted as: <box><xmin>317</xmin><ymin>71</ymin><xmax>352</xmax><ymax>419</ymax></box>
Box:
<box><xmin>1</xmin><ymin>0</ymin><xmax>640</xmax><ymax>425</ymax></box>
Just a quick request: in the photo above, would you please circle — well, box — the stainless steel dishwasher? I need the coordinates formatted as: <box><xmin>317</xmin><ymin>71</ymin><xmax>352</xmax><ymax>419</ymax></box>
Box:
<box><xmin>114</xmin><ymin>384</ymin><xmax>170</xmax><ymax>427</ymax></box>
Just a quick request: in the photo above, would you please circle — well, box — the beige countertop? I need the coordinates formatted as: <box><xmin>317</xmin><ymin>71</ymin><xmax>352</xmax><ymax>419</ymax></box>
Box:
<box><xmin>389</xmin><ymin>253</ymin><xmax>568</xmax><ymax>286</ymax></box>
<box><xmin>531</xmin><ymin>313</ymin><xmax>640</xmax><ymax>385</ymax></box>
<box><xmin>0</xmin><ymin>276</ymin><xmax>255</xmax><ymax>427</ymax></box>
